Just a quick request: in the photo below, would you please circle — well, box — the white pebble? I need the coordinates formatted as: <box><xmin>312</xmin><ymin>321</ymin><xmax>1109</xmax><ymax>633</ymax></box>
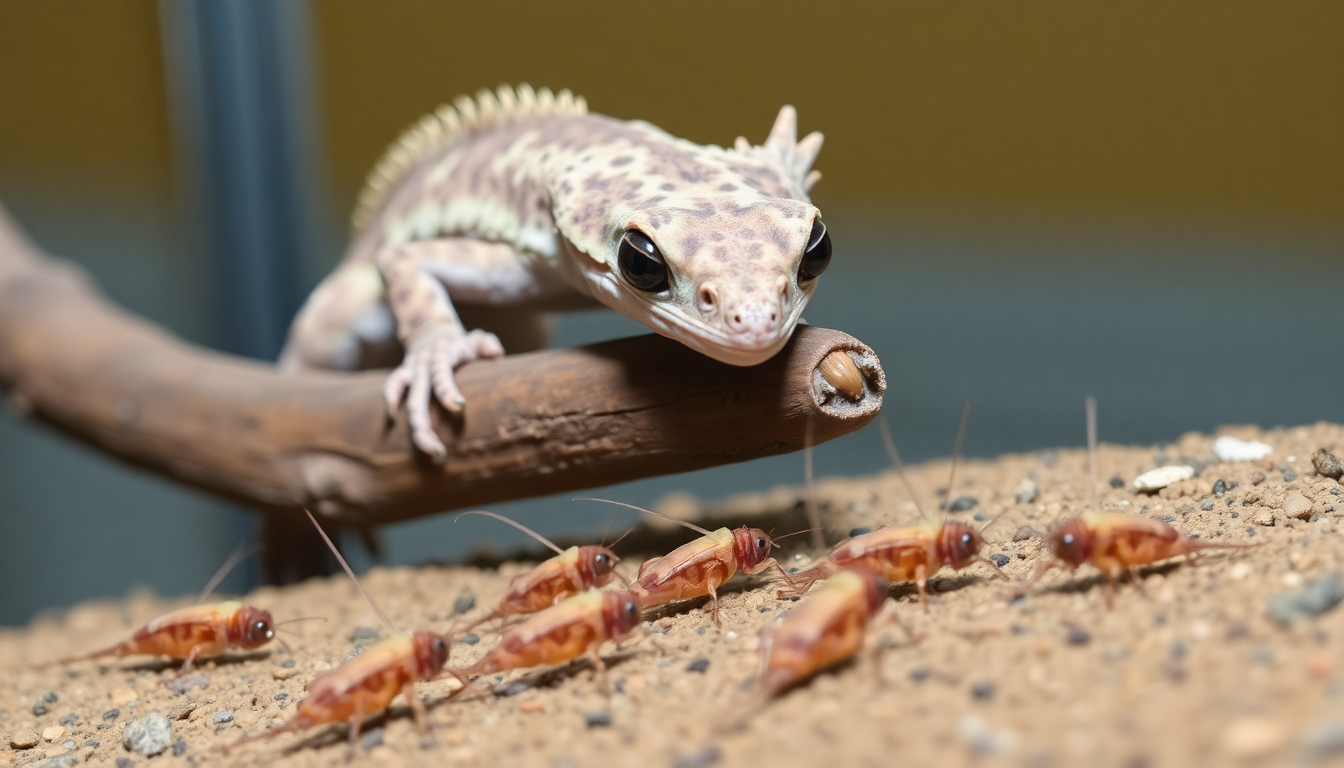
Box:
<box><xmin>1134</xmin><ymin>465</ymin><xmax>1194</xmax><ymax>492</ymax></box>
<box><xmin>1213</xmin><ymin>436</ymin><xmax>1272</xmax><ymax>462</ymax></box>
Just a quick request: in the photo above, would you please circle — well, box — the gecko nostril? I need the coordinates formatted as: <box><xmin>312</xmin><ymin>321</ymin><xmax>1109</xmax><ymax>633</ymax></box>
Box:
<box><xmin>698</xmin><ymin>286</ymin><xmax>716</xmax><ymax>307</ymax></box>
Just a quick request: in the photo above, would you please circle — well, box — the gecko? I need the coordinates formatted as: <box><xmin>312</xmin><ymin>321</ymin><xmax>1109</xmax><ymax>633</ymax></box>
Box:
<box><xmin>279</xmin><ymin>84</ymin><xmax>832</xmax><ymax>459</ymax></box>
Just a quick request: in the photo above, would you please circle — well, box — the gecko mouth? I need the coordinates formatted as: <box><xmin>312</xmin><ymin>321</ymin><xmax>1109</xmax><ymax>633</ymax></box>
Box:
<box><xmin>645</xmin><ymin>298</ymin><xmax>807</xmax><ymax>366</ymax></box>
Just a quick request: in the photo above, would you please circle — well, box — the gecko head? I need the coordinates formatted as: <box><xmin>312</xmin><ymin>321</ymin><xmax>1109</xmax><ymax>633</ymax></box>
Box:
<box><xmin>567</xmin><ymin>197</ymin><xmax>829</xmax><ymax>366</ymax></box>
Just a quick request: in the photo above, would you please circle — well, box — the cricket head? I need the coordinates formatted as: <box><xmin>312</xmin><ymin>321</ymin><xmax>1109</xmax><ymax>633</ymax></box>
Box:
<box><xmin>600</xmin><ymin>590</ymin><xmax>644</xmax><ymax>641</ymax></box>
<box><xmin>577</xmin><ymin>545</ymin><xmax>622</xmax><ymax>588</ymax></box>
<box><xmin>553</xmin><ymin>107</ymin><xmax>828</xmax><ymax>366</ymax></box>
<box><xmin>732</xmin><ymin>526</ymin><xmax>777</xmax><ymax>571</ymax></box>
<box><xmin>1049</xmin><ymin>517</ymin><xmax>1093</xmax><ymax>568</ymax></box>
<box><xmin>411</xmin><ymin>630</ymin><xmax>451</xmax><ymax>680</ymax></box>
<box><xmin>231</xmin><ymin>607</ymin><xmax>277</xmax><ymax>650</ymax></box>
<box><xmin>937</xmin><ymin>519</ymin><xmax>987</xmax><ymax>571</ymax></box>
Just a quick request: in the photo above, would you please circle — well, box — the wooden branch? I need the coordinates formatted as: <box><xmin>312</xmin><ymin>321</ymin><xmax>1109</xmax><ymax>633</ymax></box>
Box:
<box><xmin>0</xmin><ymin>204</ymin><xmax>885</xmax><ymax>526</ymax></box>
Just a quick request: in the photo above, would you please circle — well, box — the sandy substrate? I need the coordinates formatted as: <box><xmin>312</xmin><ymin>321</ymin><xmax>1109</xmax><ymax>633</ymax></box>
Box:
<box><xmin>2</xmin><ymin>423</ymin><xmax>1343</xmax><ymax>768</ymax></box>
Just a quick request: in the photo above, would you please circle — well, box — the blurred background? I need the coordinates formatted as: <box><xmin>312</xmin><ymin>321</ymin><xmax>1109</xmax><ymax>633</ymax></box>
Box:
<box><xmin>1</xmin><ymin>1</ymin><xmax>1340</xmax><ymax>626</ymax></box>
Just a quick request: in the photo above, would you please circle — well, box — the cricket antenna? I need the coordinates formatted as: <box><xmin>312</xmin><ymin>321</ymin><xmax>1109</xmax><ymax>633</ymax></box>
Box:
<box><xmin>196</xmin><ymin>541</ymin><xmax>262</xmax><ymax>605</ymax></box>
<box><xmin>300</xmin><ymin>505</ymin><xmax>396</xmax><ymax>635</ymax></box>
<box><xmin>878</xmin><ymin>415</ymin><xmax>930</xmax><ymax>523</ymax></box>
<box><xmin>802</xmin><ymin>418</ymin><xmax>825</xmax><ymax>550</ymax></box>
<box><xmin>943</xmin><ymin>401</ymin><xmax>975</xmax><ymax>514</ymax></box>
<box><xmin>574</xmin><ymin>498</ymin><xmax>713</xmax><ymax>537</ymax></box>
<box><xmin>456</xmin><ymin>510</ymin><xmax>564</xmax><ymax>556</ymax></box>
<box><xmin>1085</xmin><ymin>396</ymin><xmax>1099</xmax><ymax>509</ymax></box>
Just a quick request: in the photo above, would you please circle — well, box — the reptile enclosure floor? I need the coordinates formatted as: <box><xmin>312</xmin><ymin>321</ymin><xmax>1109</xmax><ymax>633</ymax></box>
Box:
<box><xmin>2</xmin><ymin>423</ymin><xmax>1343</xmax><ymax>768</ymax></box>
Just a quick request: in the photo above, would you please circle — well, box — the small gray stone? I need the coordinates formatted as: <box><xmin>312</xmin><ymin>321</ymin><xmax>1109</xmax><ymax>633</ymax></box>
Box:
<box><xmin>212</xmin><ymin>710</ymin><xmax>233</xmax><ymax>724</ymax></box>
<box><xmin>675</xmin><ymin>745</ymin><xmax>722</xmax><ymax>768</ymax></box>
<box><xmin>62</xmin><ymin>741</ymin><xmax>74</xmax><ymax>750</ymax></box>
<box><xmin>1283</xmin><ymin>470</ymin><xmax>1298</xmax><ymax>482</ymax></box>
<box><xmin>343</xmin><ymin>644</ymin><xmax>365</xmax><ymax>663</ymax></box>
<box><xmin>970</xmin><ymin>681</ymin><xmax>995</xmax><ymax>700</ymax></box>
<box><xmin>1212</xmin><ymin>479</ymin><xmax>1227</xmax><ymax>495</ymax></box>
<box><xmin>583</xmin><ymin>710</ymin><xmax>612</xmax><ymax>727</ymax></box>
<box><xmin>1015</xmin><ymin>478</ymin><xmax>1039</xmax><ymax>504</ymax></box>
<box><xmin>360</xmin><ymin>728</ymin><xmax>385</xmax><ymax>751</ymax></box>
<box><xmin>1012</xmin><ymin>526</ymin><xmax>1038</xmax><ymax>542</ymax></box>
<box><xmin>1268</xmin><ymin>573</ymin><xmax>1344</xmax><ymax>625</ymax></box>
<box><xmin>83</xmin><ymin>741</ymin><xmax>99</xmax><ymax>749</ymax></box>
<box><xmin>686</xmin><ymin>657</ymin><xmax>710</xmax><ymax>673</ymax></box>
<box><xmin>59</xmin><ymin>713</ymin><xmax>79</xmax><ymax>727</ymax></box>
<box><xmin>171</xmin><ymin>738</ymin><xmax>186</xmax><ymax>756</ymax></box>
<box><xmin>33</xmin><ymin>701</ymin><xmax>50</xmax><ymax>716</ymax></box>
<box><xmin>348</xmin><ymin>626</ymin><xmax>380</xmax><ymax>642</ymax></box>
<box><xmin>116</xmin><ymin>759</ymin><xmax>132</xmax><ymax>768</ymax></box>
<box><xmin>1200</xmin><ymin>499</ymin><xmax>1215</xmax><ymax>511</ymax></box>
<box><xmin>989</xmin><ymin>554</ymin><xmax>1010</xmax><ymax>568</ymax></box>
<box><xmin>39</xmin><ymin>754</ymin><xmax>81</xmax><ymax>768</ymax></box>
<box><xmin>452</xmin><ymin>593</ymin><xmax>476</xmax><ymax>615</ymax></box>
<box><xmin>948</xmin><ymin>496</ymin><xmax>977</xmax><ymax>513</ymax></box>
<box><xmin>460</xmin><ymin>632</ymin><xmax>480</xmax><ymax>646</ymax></box>
<box><xmin>909</xmin><ymin>666</ymin><xmax>931</xmax><ymax>681</ymax></box>
<box><xmin>102</xmin><ymin>709</ymin><xmax>120</xmax><ymax>722</ymax></box>
<box><xmin>1109</xmin><ymin>475</ymin><xmax>1125</xmax><ymax>489</ymax></box>
<box><xmin>122</xmin><ymin>712</ymin><xmax>172</xmax><ymax>757</ymax></box>
<box><xmin>1066</xmin><ymin>627</ymin><xmax>1091</xmax><ymax>646</ymax></box>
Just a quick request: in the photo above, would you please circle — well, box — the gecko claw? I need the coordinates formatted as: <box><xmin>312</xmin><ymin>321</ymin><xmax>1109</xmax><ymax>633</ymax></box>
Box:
<box><xmin>386</xmin><ymin>324</ymin><xmax>504</xmax><ymax>459</ymax></box>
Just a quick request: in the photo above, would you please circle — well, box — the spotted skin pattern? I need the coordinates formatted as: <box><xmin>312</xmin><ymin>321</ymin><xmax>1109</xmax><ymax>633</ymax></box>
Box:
<box><xmin>280</xmin><ymin>85</ymin><xmax>827</xmax><ymax>458</ymax></box>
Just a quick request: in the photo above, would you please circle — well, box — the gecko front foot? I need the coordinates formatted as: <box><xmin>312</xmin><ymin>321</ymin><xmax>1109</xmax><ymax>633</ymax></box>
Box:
<box><xmin>383</xmin><ymin>323</ymin><xmax>505</xmax><ymax>460</ymax></box>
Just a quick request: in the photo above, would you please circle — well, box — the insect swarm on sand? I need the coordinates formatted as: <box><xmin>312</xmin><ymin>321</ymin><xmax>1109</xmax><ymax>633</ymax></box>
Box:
<box><xmin>1015</xmin><ymin>397</ymin><xmax>1257</xmax><ymax>607</ymax></box>
<box><xmin>44</xmin><ymin>546</ymin><xmax>281</xmax><ymax>674</ymax></box>
<box><xmin>782</xmin><ymin>407</ymin><xmax>1008</xmax><ymax>608</ymax></box>
<box><xmin>226</xmin><ymin>507</ymin><xmax>451</xmax><ymax>755</ymax></box>
<box><xmin>449</xmin><ymin>588</ymin><xmax>646</xmax><ymax>696</ymax></box>
<box><xmin>455</xmin><ymin>510</ymin><xmax>630</xmax><ymax>631</ymax></box>
<box><xmin>576</xmin><ymin>498</ymin><xmax>803</xmax><ymax>627</ymax></box>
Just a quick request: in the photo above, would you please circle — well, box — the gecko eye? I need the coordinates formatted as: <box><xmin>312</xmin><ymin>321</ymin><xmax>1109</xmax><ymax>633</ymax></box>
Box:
<box><xmin>798</xmin><ymin>219</ymin><xmax>831</xmax><ymax>281</ymax></box>
<box><xmin>618</xmin><ymin>230</ymin><xmax>670</xmax><ymax>292</ymax></box>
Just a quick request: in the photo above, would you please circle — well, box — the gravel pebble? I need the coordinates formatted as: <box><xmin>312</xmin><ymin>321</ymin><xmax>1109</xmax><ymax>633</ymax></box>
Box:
<box><xmin>1284</xmin><ymin>491</ymin><xmax>1314</xmax><ymax>520</ymax></box>
<box><xmin>41</xmin><ymin>728</ymin><xmax>63</xmax><ymax>742</ymax></box>
<box><xmin>675</xmin><ymin>746</ymin><xmax>722</xmax><ymax>768</ymax></box>
<box><xmin>212</xmin><ymin>711</ymin><xmax>233</xmax><ymax>724</ymax></box>
<box><xmin>1014</xmin><ymin>478</ymin><xmax>1039</xmax><ymax>504</ymax></box>
<box><xmin>948</xmin><ymin>495</ymin><xmax>977</xmax><ymax>513</ymax></box>
<box><xmin>343</xmin><ymin>644</ymin><xmax>365</xmax><ymax>662</ymax></box>
<box><xmin>452</xmin><ymin>593</ymin><xmax>477</xmax><ymax>615</ymax></box>
<box><xmin>10</xmin><ymin>732</ymin><xmax>39</xmax><ymax>750</ymax></box>
<box><xmin>686</xmin><ymin>657</ymin><xmax>710</xmax><ymax>673</ymax></box>
<box><xmin>970</xmin><ymin>681</ymin><xmax>995</xmax><ymax>700</ymax></box>
<box><xmin>1213</xmin><ymin>436</ymin><xmax>1273</xmax><ymax>462</ymax></box>
<box><xmin>360</xmin><ymin>728</ymin><xmax>384</xmax><ymax>751</ymax></box>
<box><xmin>461</xmin><ymin>632</ymin><xmax>480</xmax><ymax>645</ymax></box>
<box><xmin>909</xmin><ymin>666</ymin><xmax>930</xmax><ymax>681</ymax></box>
<box><xmin>32</xmin><ymin>702</ymin><xmax>49</xmax><ymax>717</ymax></box>
<box><xmin>102</xmin><ymin>710</ymin><xmax>120</xmax><ymax>722</ymax></box>
<box><xmin>1134</xmin><ymin>466</ymin><xmax>1194</xmax><ymax>492</ymax></box>
<box><xmin>348</xmin><ymin>626</ymin><xmax>380</xmax><ymax>642</ymax></box>
<box><xmin>1314</xmin><ymin>449</ymin><xmax>1344</xmax><ymax>480</ymax></box>
<box><xmin>38</xmin><ymin>754</ymin><xmax>80</xmax><ymax>768</ymax></box>
<box><xmin>58</xmin><ymin>714</ymin><xmax>78</xmax><ymax>727</ymax></box>
<box><xmin>1109</xmin><ymin>475</ymin><xmax>1125</xmax><ymax>489</ymax></box>
<box><xmin>1212</xmin><ymin>479</ymin><xmax>1227</xmax><ymax>494</ymax></box>
<box><xmin>171</xmin><ymin>738</ymin><xmax>186</xmax><ymax>757</ymax></box>
<box><xmin>1066</xmin><ymin>628</ymin><xmax>1091</xmax><ymax>646</ymax></box>
<box><xmin>1012</xmin><ymin>526</ymin><xmax>1037</xmax><ymax>542</ymax></box>
<box><xmin>83</xmin><ymin>742</ymin><xmax>98</xmax><ymax>749</ymax></box>
<box><xmin>583</xmin><ymin>711</ymin><xmax>612</xmax><ymax>728</ymax></box>
<box><xmin>1283</xmin><ymin>470</ymin><xmax>1298</xmax><ymax>482</ymax></box>
<box><xmin>1200</xmin><ymin>499</ymin><xmax>1215</xmax><ymax>511</ymax></box>
<box><xmin>116</xmin><ymin>759</ymin><xmax>132</xmax><ymax>768</ymax></box>
<box><xmin>989</xmin><ymin>554</ymin><xmax>1010</xmax><ymax>568</ymax></box>
<box><xmin>167</xmin><ymin>702</ymin><xmax>195</xmax><ymax>722</ymax></box>
<box><xmin>500</xmin><ymin>681</ymin><xmax>531</xmax><ymax>697</ymax></box>
<box><xmin>121</xmin><ymin>713</ymin><xmax>171</xmax><ymax>757</ymax></box>
<box><xmin>1268</xmin><ymin>573</ymin><xmax>1344</xmax><ymax>625</ymax></box>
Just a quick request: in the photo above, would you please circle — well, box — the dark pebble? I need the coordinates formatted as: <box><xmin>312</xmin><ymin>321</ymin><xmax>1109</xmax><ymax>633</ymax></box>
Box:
<box><xmin>281</xmin><ymin>660</ymin><xmax>296</xmax><ymax>669</ymax></box>
<box><xmin>32</xmin><ymin>702</ymin><xmax>49</xmax><ymax>716</ymax></box>
<box><xmin>42</xmin><ymin>691</ymin><xmax>57</xmax><ymax>703</ymax></box>
<box><xmin>849</xmin><ymin>526</ymin><xmax>873</xmax><ymax>537</ymax></box>
<box><xmin>989</xmin><ymin>554</ymin><xmax>1010</xmax><ymax>568</ymax></box>
<box><xmin>973</xmin><ymin>510</ymin><xmax>989</xmax><ymax>522</ymax></box>
<box><xmin>60</xmin><ymin>713</ymin><xmax>79</xmax><ymax>727</ymax></box>
<box><xmin>348</xmin><ymin>626</ymin><xmax>380</xmax><ymax>642</ymax></box>
<box><xmin>1246</xmin><ymin>528</ymin><xmax>1257</xmax><ymax>537</ymax></box>
<box><xmin>1110</xmin><ymin>475</ymin><xmax>1126</xmax><ymax>489</ymax></box>
<box><xmin>1314</xmin><ymin>449</ymin><xmax>1344</xmax><ymax>480</ymax></box>
<box><xmin>758</xmin><ymin>605</ymin><xmax>770</xmax><ymax>613</ymax></box>
<box><xmin>500</xmin><ymin>680</ymin><xmax>531</xmax><ymax>697</ymax></box>
<box><xmin>583</xmin><ymin>710</ymin><xmax>612</xmax><ymax>728</ymax></box>
<box><xmin>452</xmin><ymin>593</ymin><xmax>476</xmax><ymax>615</ymax></box>
<box><xmin>1268</xmin><ymin>573</ymin><xmax>1344</xmax><ymax>625</ymax></box>
<box><xmin>1170</xmin><ymin>640</ymin><xmax>1187</xmax><ymax>659</ymax></box>
<box><xmin>686</xmin><ymin>657</ymin><xmax>711</xmax><ymax>673</ymax></box>
<box><xmin>361</xmin><ymin>728</ymin><xmax>385</xmax><ymax>751</ymax></box>
<box><xmin>103</xmin><ymin>709</ymin><xmax>120</xmax><ymax>722</ymax></box>
<box><xmin>948</xmin><ymin>495</ymin><xmax>978</xmax><ymax>513</ymax></box>
<box><xmin>1283</xmin><ymin>470</ymin><xmax>1298</xmax><ymax>482</ymax></box>
<box><xmin>1200</xmin><ymin>500</ymin><xmax>1215</xmax><ymax>511</ymax></box>
<box><xmin>1066</xmin><ymin>627</ymin><xmax>1091</xmax><ymax>646</ymax></box>
<box><xmin>461</xmin><ymin>632</ymin><xmax>480</xmax><ymax>645</ymax></box>
<box><xmin>84</xmin><ymin>741</ymin><xmax>99</xmax><ymax>749</ymax></box>
<box><xmin>909</xmin><ymin>666</ymin><xmax>931</xmax><ymax>682</ymax></box>
<box><xmin>970</xmin><ymin>681</ymin><xmax>995</xmax><ymax>700</ymax></box>
<box><xmin>1212</xmin><ymin>479</ymin><xmax>1227</xmax><ymax>495</ymax></box>
<box><xmin>1012</xmin><ymin>526</ymin><xmax>1037</xmax><ymax>542</ymax></box>
<box><xmin>1161</xmin><ymin>515</ymin><xmax>1177</xmax><ymax>523</ymax></box>
<box><xmin>274</xmin><ymin>692</ymin><xmax>288</xmax><ymax>701</ymax></box>
<box><xmin>117</xmin><ymin>759</ymin><xmax>133</xmax><ymax>768</ymax></box>
<box><xmin>172</xmin><ymin>738</ymin><xmax>187</xmax><ymax>757</ymax></box>
<box><xmin>697</xmin><ymin>626</ymin><xmax>708</xmax><ymax>635</ymax></box>
<box><xmin>675</xmin><ymin>745</ymin><xmax>723</xmax><ymax>768</ymax></box>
